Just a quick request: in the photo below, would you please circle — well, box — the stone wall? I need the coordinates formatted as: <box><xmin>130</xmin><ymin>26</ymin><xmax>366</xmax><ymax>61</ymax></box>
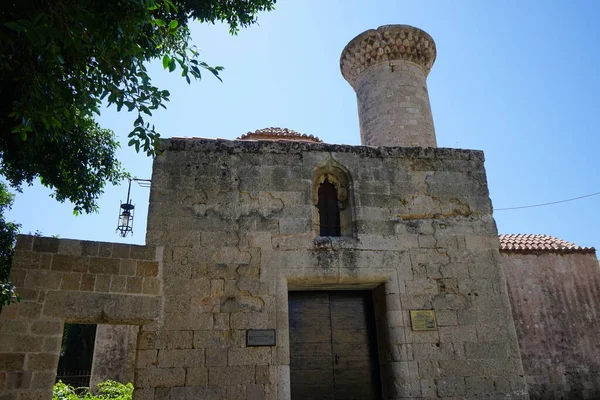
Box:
<box><xmin>501</xmin><ymin>251</ymin><xmax>600</xmax><ymax>399</ymax></box>
<box><xmin>90</xmin><ymin>325</ymin><xmax>139</xmax><ymax>391</ymax></box>
<box><xmin>0</xmin><ymin>236</ymin><xmax>161</xmax><ymax>400</ymax></box>
<box><xmin>141</xmin><ymin>138</ymin><xmax>527</xmax><ymax>399</ymax></box>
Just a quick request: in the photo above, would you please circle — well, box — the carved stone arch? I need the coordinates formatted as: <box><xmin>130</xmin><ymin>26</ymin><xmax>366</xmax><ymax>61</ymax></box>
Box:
<box><xmin>312</xmin><ymin>159</ymin><xmax>355</xmax><ymax>237</ymax></box>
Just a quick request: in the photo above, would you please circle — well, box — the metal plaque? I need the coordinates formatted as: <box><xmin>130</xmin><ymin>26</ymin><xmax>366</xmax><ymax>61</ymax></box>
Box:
<box><xmin>246</xmin><ymin>329</ymin><xmax>276</xmax><ymax>346</ymax></box>
<box><xmin>410</xmin><ymin>310</ymin><xmax>437</xmax><ymax>331</ymax></box>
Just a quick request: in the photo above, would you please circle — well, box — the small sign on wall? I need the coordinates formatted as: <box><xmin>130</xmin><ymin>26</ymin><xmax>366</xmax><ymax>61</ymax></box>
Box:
<box><xmin>246</xmin><ymin>329</ymin><xmax>276</xmax><ymax>346</ymax></box>
<box><xmin>410</xmin><ymin>310</ymin><xmax>437</xmax><ymax>331</ymax></box>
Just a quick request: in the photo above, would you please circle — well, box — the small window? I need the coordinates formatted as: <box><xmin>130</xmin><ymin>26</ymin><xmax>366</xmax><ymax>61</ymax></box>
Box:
<box><xmin>318</xmin><ymin>179</ymin><xmax>341</xmax><ymax>236</ymax></box>
<box><xmin>312</xmin><ymin>161</ymin><xmax>354</xmax><ymax>237</ymax></box>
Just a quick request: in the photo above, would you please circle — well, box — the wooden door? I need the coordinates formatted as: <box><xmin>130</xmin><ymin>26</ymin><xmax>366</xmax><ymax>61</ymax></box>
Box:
<box><xmin>288</xmin><ymin>291</ymin><xmax>381</xmax><ymax>400</ymax></box>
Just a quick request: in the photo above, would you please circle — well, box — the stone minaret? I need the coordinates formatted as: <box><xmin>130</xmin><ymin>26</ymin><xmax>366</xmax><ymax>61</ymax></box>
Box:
<box><xmin>341</xmin><ymin>25</ymin><xmax>437</xmax><ymax>147</ymax></box>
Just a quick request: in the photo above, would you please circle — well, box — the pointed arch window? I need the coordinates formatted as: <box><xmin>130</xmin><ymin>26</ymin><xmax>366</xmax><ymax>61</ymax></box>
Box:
<box><xmin>318</xmin><ymin>179</ymin><xmax>341</xmax><ymax>237</ymax></box>
<box><xmin>312</xmin><ymin>162</ymin><xmax>354</xmax><ymax>238</ymax></box>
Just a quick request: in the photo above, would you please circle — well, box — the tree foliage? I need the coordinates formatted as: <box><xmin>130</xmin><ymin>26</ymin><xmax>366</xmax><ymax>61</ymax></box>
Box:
<box><xmin>53</xmin><ymin>380</ymin><xmax>133</xmax><ymax>400</ymax></box>
<box><xmin>0</xmin><ymin>181</ymin><xmax>20</xmax><ymax>307</ymax></box>
<box><xmin>0</xmin><ymin>0</ymin><xmax>276</xmax><ymax>213</ymax></box>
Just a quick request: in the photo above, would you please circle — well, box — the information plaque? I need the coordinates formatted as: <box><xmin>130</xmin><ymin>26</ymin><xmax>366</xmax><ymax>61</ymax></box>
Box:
<box><xmin>410</xmin><ymin>310</ymin><xmax>437</xmax><ymax>331</ymax></box>
<box><xmin>246</xmin><ymin>329</ymin><xmax>276</xmax><ymax>346</ymax></box>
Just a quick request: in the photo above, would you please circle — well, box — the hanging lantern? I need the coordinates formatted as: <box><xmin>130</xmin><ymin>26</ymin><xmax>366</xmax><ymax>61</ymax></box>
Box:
<box><xmin>116</xmin><ymin>179</ymin><xmax>135</xmax><ymax>237</ymax></box>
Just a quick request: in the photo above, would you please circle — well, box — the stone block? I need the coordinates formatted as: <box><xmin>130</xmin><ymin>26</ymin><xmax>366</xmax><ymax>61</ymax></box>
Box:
<box><xmin>404</xmin><ymin>328</ymin><xmax>439</xmax><ymax>344</ymax></box>
<box><xmin>42</xmin><ymin>337</ymin><xmax>61</xmax><ymax>353</ymax></box>
<box><xmin>80</xmin><ymin>274</ymin><xmax>96</xmax><ymax>291</ymax></box>
<box><xmin>71</xmin><ymin>256</ymin><xmax>90</xmax><ymax>273</ymax></box>
<box><xmin>43</xmin><ymin>291</ymin><xmax>160</xmax><ymax>323</ymax></box>
<box><xmin>158</xmin><ymin>348</ymin><xmax>204</xmax><ymax>368</ymax></box>
<box><xmin>162</xmin><ymin>312</ymin><xmax>212</xmax><ymax>331</ymax></box>
<box><xmin>98</xmin><ymin>243</ymin><xmax>112</xmax><ymax>258</ymax></box>
<box><xmin>136</xmin><ymin>350</ymin><xmax>158</xmax><ymax>368</ymax></box>
<box><xmin>136</xmin><ymin>261</ymin><xmax>159</xmax><ymax>277</ymax></box>
<box><xmin>247</xmin><ymin>384</ymin><xmax>268</xmax><ymax>400</ymax></box>
<box><xmin>208</xmin><ymin>366</ymin><xmax>255</xmax><ymax>385</ymax></box>
<box><xmin>4</xmin><ymin>371</ymin><xmax>32</xmax><ymax>390</ymax></box>
<box><xmin>51</xmin><ymin>255</ymin><xmax>74</xmax><ymax>272</ymax></box>
<box><xmin>432</xmin><ymin>293</ymin><xmax>469</xmax><ymax>310</ymax></box>
<box><xmin>89</xmin><ymin>258</ymin><xmax>119</xmax><ymax>275</ymax></box>
<box><xmin>126</xmin><ymin>277</ymin><xmax>143</xmax><ymax>294</ymax></box>
<box><xmin>120</xmin><ymin>259</ymin><xmax>137</xmax><ymax>276</ymax></box>
<box><xmin>26</xmin><ymin>353</ymin><xmax>59</xmax><ymax>370</ymax></box>
<box><xmin>228</xmin><ymin>347</ymin><xmax>271</xmax><ymax>366</ymax></box>
<box><xmin>438</xmin><ymin>325</ymin><xmax>477</xmax><ymax>343</ymax></box>
<box><xmin>225</xmin><ymin>385</ymin><xmax>246</xmax><ymax>400</ymax></box>
<box><xmin>23</xmin><ymin>270</ymin><xmax>62</xmax><ymax>290</ymax></box>
<box><xmin>405</xmin><ymin>279</ymin><xmax>437</xmax><ymax>294</ymax></box>
<box><xmin>15</xmin><ymin>288</ymin><xmax>39</xmax><ymax>301</ymax></box>
<box><xmin>255</xmin><ymin>365</ymin><xmax>275</xmax><ymax>385</ymax></box>
<box><xmin>112</xmin><ymin>244</ymin><xmax>131</xmax><ymax>259</ymax></box>
<box><xmin>205</xmin><ymin>348</ymin><xmax>227</xmax><ymax>366</ymax></box>
<box><xmin>418</xmin><ymin>360</ymin><xmax>440</xmax><ymax>378</ymax></box>
<box><xmin>60</xmin><ymin>273</ymin><xmax>82</xmax><ymax>291</ymax></box>
<box><xmin>435</xmin><ymin>310</ymin><xmax>458</xmax><ymax>326</ymax></box>
<box><xmin>230</xmin><ymin>312</ymin><xmax>269</xmax><ymax>329</ymax></box>
<box><xmin>95</xmin><ymin>275</ymin><xmax>112</xmax><ymax>292</ymax></box>
<box><xmin>80</xmin><ymin>241</ymin><xmax>99</xmax><ymax>257</ymax></box>
<box><xmin>107</xmin><ymin>277</ymin><xmax>127</xmax><ymax>295</ymax></box>
<box><xmin>193</xmin><ymin>330</ymin><xmax>237</xmax><ymax>349</ymax></box>
<box><xmin>15</xmin><ymin>235</ymin><xmax>34</xmax><ymax>251</ymax></box>
<box><xmin>170</xmin><ymin>386</ymin><xmax>226</xmax><ymax>400</ymax></box>
<box><xmin>213</xmin><ymin>313</ymin><xmax>229</xmax><ymax>330</ymax></box>
<box><xmin>32</xmin><ymin>237</ymin><xmax>59</xmax><ymax>253</ymax></box>
<box><xmin>0</xmin><ymin>321</ymin><xmax>28</xmax><ymax>334</ymax></box>
<box><xmin>131</xmin><ymin>246</ymin><xmax>155</xmax><ymax>261</ymax></box>
<box><xmin>464</xmin><ymin>342</ymin><xmax>509</xmax><ymax>359</ymax></box>
<box><xmin>16</xmin><ymin>302</ymin><xmax>42</xmax><ymax>319</ymax></box>
<box><xmin>143</xmin><ymin>278</ymin><xmax>161</xmax><ymax>295</ymax></box>
<box><xmin>0</xmin><ymin>354</ymin><xmax>25</xmax><ymax>370</ymax></box>
<box><xmin>30</xmin><ymin>371</ymin><xmax>55</xmax><ymax>389</ymax></box>
<box><xmin>185</xmin><ymin>367</ymin><xmax>208</xmax><ymax>386</ymax></box>
<box><xmin>134</xmin><ymin>367</ymin><xmax>185</xmax><ymax>388</ymax></box>
<box><xmin>435</xmin><ymin>377</ymin><xmax>466</xmax><ymax>397</ymax></box>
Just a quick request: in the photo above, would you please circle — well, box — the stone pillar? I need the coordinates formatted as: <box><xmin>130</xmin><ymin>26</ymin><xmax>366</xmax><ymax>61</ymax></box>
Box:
<box><xmin>90</xmin><ymin>325</ymin><xmax>139</xmax><ymax>389</ymax></box>
<box><xmin>340</xmin><ymin>25</ymin><xmax>437</xmax><ymax>148</ymax></box>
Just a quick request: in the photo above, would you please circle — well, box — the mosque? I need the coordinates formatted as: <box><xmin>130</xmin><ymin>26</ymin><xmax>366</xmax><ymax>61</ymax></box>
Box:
<box><xmin>1</xmin><ymin>24</ymin><xmax>599</xmax><ymax>400</ymax></box>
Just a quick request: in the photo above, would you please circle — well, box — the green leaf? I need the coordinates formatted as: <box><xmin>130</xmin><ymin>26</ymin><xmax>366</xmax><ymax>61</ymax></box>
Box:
<box><xmin>169</xmin><ymin>20</ymin><xmax>178</xmax><ymax>30</ymax></box>
<box><xmin>168</xmin><ymin>60</ymin><xmax>176</xmax><ymax>72</ymax></box>
<box><xmin>4</xmin><ymin>22</ymin><xmax>26</xmax><ymax>32</ymax></box>
<box><xmin>162</xmin><ymin>55</ymin><xmax>170</xmax><ymax>69</ymax></box>
<box><xmin>57</xmin><ymin>55</ymin><xmax>65</xmax><ymax>64</ymax></box>
<box><xmin>154</xmin><ymin>18</ymin><xmax>165</xmax><ymax>27</ymax></box>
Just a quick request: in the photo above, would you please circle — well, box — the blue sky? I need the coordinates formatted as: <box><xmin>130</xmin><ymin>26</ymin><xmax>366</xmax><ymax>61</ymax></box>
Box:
<box><xmin>6</xmin><ymin>0</ymin><xmax>600</xmax><ymax>253</ymax></box>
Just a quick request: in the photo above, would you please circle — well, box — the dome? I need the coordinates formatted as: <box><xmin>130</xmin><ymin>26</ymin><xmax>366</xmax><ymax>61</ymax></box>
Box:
<box><xmin>237</xmin><ymin>127</ymin><xmax>322</xmax><ymax>143</ymax></box>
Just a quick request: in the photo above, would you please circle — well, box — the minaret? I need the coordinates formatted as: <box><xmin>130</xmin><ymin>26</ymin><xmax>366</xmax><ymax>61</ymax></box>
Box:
<box><xmin>340</xmin><ymin>25</ymin><xmax>437</xmax><ymax>147</ymax></box>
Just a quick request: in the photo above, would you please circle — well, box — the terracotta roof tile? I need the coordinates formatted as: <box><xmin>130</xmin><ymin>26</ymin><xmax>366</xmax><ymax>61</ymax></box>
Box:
<box><xmin>238</xmin><ymin>127</ymin><xmax>322</xmax><ymax>143</ymax></box>
<box><xmin>499</xmin><ymin>234</ymin><xmax>595</xmax><ymax>254</ymax></box>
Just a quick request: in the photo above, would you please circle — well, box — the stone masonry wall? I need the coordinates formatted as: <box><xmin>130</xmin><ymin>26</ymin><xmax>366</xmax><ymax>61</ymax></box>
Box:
<box><xmin>142</xmin><ymin>138</ymin><xmax>528</xmax><ymax>399</ymax></box>
<box><xmin>501</xmin><ymin>252</ymin><xmax>600</xmax><ymax>399</ymax></box>
<box><xmin>0</xmin><ymin>236</ymin><xmax>161</xmax><ymax>400</ymax></box>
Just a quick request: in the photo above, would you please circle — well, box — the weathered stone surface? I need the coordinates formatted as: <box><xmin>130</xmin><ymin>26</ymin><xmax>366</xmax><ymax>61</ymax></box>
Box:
<box><xmin>501</xmin><ymin>252</ymin><xmax>600</xmax><ymax>399</ymax></box>
<box><xmin>0</xmin><ymin>24</ymin><xmax>536</xmax><ymax>400</ymax></box>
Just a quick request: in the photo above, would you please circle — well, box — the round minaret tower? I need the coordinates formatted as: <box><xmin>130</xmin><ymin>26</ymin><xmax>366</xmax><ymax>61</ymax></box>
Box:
<box><xmin>341</xmin><ymin>25</ymin><xmax>437</xmax><ymax>147</ymax></box>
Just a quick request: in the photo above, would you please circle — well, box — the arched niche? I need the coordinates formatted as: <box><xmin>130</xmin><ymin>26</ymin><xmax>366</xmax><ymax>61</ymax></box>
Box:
<box><xmin>312</xmin><ymin>160</ymin><xmax>355</xmax><ymax>238</ymax></box>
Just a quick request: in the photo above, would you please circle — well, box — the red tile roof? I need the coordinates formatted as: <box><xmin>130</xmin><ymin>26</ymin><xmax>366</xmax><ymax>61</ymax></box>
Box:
<box><xmin>237</xmin><ymin>127</ymin><xmax>322</xmax><ymax>143</ymax></box>
<box><xmin>499</xmin><ymin>234</ymin><xmax>595</xmax><ymax>254</ymax></box>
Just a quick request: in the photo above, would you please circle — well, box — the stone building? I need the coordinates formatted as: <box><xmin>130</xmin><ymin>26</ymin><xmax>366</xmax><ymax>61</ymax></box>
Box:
<box><xmin>1</xmin><ymin>23</ymin><xmax>596</xmax><ymax>400</ymax></box>
<box><xmin>499</xmin><ymin>234</ymin><xmax>600</xmax><ymax>400</ymax></box>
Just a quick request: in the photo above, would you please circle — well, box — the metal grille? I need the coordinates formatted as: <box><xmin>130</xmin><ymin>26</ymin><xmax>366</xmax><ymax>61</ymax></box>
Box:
<box><xmin>55</xmin><ymin>369</ymin><xmax>91</xmax><ymax>388</ymax></box>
